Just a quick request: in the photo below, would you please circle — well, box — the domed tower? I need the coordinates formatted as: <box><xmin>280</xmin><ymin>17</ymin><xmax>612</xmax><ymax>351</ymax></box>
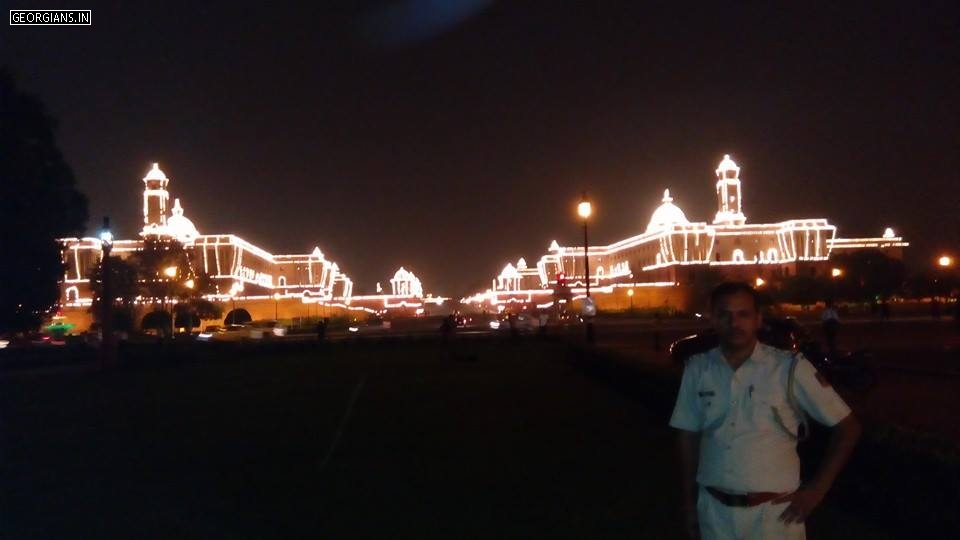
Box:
<box><xmin>166</xmin><ymin>198</ymin><xmax>200</xmax><ymax>242</ymax></box>
<box><xmin>142</xmin><ymin>163</ymin><xmax>170</xmax><ymax>236</ymax></box>
<box><xmin>647</xmin><ymin>189</ymin><xmax>690</xmax><ymax>233</ymax></box>
<box><xmin>713</xmin><ymin>154</ymin><xmax>746</xmax><ymax>226</ymax></box>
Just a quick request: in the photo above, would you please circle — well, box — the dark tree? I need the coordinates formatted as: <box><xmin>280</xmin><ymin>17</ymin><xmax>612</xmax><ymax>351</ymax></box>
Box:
<box><xmin>141</xmin><ymin>310</ymin><xmax>172</xmax><ymax>336</ymax></box>
<box><xmin>0</xmin><ymin>68</ymin><xmax>88</xmax><ymax>332</ymax></box>
<box><xmin>88</xmin><ymin>255</ymin><xmax>140</xmax><ymax>319</ymax></box>
<box><xmin>776</xmin><ymin>274</ymin><xmax>826</xmax><ymax>308</ymax></box>
<box><xmin>130</xmin><ymin>237</ymin><xmax>193</xmax><ymax>301</ymax></box>
<box><xmin>830</xmin><ymin>250</ymin><xmax>907</xmax><ymax>302</ymax></box>
<box><xmin>224</xmin><ymin>309</ymin><xmax>252</xmax><ymax>325</ymax></box>
<box><xmin>173</xmin><ymin>304</ymin><xmax>201</xmax><ymax>333</ymax></box>
<box><xmin>188</xmin><ymin>297</ymin><xmax>223</xmax><ymax>322</ymax></box>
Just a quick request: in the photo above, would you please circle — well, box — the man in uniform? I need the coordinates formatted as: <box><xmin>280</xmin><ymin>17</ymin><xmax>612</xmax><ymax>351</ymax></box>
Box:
<box><xmin>670</xmin><ymin>282</ymin><xmax>861</xmax><ymax>539</ymax></box>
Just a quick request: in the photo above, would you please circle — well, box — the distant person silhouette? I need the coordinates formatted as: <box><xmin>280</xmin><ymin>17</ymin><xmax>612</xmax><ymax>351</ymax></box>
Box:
<box><xmin>316</xmin><ymin>318</ymin><xmax>328</xmax><ymax>341</ymax></box>
<box><xmin>821</xmin><ymin>300</ymin><xmax>840</xmax><ymax>357</ymax></box>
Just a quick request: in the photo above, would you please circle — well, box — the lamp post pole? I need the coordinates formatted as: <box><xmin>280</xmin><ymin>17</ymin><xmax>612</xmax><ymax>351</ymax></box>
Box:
<box><xmin>164</xmin><ymin>266</ymin><xmax>177</xmax><ymax>339</ymax></box>
<box><xmin>99</xmin><ymin>217</ymin><xmax>115</xmax><ymax>367</ymax></box>
<box><xmin>578</xmin><ymin>193</ymin><xmax>595</xmax><ymax>344</ymax></box>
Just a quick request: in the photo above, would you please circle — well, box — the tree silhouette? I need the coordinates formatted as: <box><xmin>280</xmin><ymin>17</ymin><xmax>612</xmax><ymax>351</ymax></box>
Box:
<box><xmin>0</xmin><ymin>68</ymin><xmax>88</xmax><ymax>332</ymax></box>
<box><xmin>225</xmin><ymin>309</ymin><xmax>252</xmax><ymax>325</ymax></box>
<box><xmin>830</xmin><ymin>250</ymin><xmax>907</xmax><ymax>302</ymax></box>
<box><xmin>141</xmin><ymin>310</ymin><xmax>172</xmax><ymax>336</ymax></box>
<box><xmin>89</xmin><ymin>255</ymin><xmax>140</xmax><ymax>318</ymax></box>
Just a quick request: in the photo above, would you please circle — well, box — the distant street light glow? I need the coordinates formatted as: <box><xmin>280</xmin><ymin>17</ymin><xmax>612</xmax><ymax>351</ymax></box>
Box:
<box><xmin>578</xmin><ymin>200</ymin><xmax>592</xmax><ymax>219</ymax></box>
<box><xmin>939</xmin><ymin>255</ymin><xmax>954</xmax><ymax>267</ymax></box>
<box><xmin>831</xmin><ymin>268</ymin><xmax>843</xmax><ymax>278</ymax></box>
<box><xmin>164</xmin><ymin>266</ymin><xmax>177</xmax><ymax>278</ymax></box>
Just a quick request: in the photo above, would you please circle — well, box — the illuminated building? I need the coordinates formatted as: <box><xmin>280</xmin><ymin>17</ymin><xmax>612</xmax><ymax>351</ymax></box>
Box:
<box><xmin>59</xmin><ymin>163</ymin><xmax>365</xmax><ymax>328</ymax></box>
<box><xmin>464</xmin><ymin>155</ymin><xmax>909</xmax><ymax>311</ymax></box>
<box><xmin>58</xmin><ymin>163</ymin><xmax>447</xmax><ymax>328</ymax></box>
<box><xmin>346</xmin><ymin>267</ymin><xmax>447</xmax><ymax>315</ymax></box>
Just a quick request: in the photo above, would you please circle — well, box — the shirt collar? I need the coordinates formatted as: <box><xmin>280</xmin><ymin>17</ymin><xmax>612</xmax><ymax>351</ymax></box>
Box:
<box><xmin>711</xmin><ymin>341</ymin><xmax>767</xmax><ymax>369</ymax></box>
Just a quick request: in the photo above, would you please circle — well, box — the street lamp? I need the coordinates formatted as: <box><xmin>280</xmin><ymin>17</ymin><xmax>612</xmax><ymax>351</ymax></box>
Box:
<box><xmin>99</xmin><ymin>216</ymin><xmax>115</xmax><ymax>367</ymax></box>
<box><xmin>577</xmin><ymin>192</ymin><xmax>595</xmax><ymax>343</ymax></box>
<box><xmin>831</xmin><ymin>268</ymin><xmax>843</xmax><ymax>278</ymax></box>
<box><xmin>939</xmin><ymin>255</ymin><xmax>954</xmax><ymax>268</ymax></box>
<box><xmin>164</xmin><ymin>266</ymin><xmax>177</xmax><ymax>337</ymax></box>
<box><xmin>273</xmin><ymin>292</ymin><xmax>281</xmax><ymax>320</ymax></box>
<box><xmin>755</xmin><ymin>277</ymin><xmax>766</xmax><ymax>287</ymax></box>
<box><xmin>627</xmin><ymin>288</ymin><xmax>634</xmax><ymax>312</ymax></box>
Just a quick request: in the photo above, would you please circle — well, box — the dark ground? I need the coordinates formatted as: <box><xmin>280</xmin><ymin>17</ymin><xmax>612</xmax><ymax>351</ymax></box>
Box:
<box><xmin>0</xmin><ymin>338</ymin><xmax>891</xmax><ymax>539</ymax></box>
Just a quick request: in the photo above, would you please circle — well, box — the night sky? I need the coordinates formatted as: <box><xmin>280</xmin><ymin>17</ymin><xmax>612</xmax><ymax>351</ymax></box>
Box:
<box><xmin>3</xmin><ymin>1</ymin><xmax>958</xmax><ymax>296</ymax></box>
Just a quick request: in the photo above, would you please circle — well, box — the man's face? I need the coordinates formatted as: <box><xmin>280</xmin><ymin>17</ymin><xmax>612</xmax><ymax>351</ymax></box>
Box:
<box><xmin>712</xmin><ymin>291</ymin><xmax>762</xmax><ymax>349</ymax></box>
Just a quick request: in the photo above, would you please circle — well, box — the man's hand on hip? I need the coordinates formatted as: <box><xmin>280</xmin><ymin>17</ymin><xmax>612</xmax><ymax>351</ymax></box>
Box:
<box><xmin>773</xmin><ymin>484</ymin><xmax>828</xmax><ymax>524</ymax></box>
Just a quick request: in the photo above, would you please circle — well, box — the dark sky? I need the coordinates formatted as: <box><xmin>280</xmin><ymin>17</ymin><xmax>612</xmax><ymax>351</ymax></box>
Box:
<box><xmin>3</xmin><ymin>1</ymin><xmax>958</xmax><ymax>296</ymax></box>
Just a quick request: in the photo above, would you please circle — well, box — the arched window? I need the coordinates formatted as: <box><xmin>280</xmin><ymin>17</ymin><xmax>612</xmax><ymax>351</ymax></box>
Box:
<box><xmin>732</xmin><ymin>249</ymin><xmax>745</xmax><ymax>262</ymax></box>
<box><xmin>767</xmin><ymin>248</ymin><xmax>778</xmax><ymax>261</ymax></box>
<box><xmin>278</xmin><ymin>276</ymin><xmax>287</xmax><ymax>287</ymax></box>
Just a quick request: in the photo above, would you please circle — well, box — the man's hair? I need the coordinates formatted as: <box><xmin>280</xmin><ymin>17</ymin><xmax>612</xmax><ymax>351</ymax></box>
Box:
<box><xmin>710</xmin><ymin>281</ymin><xmax>761</xmax><ymax>312</ymax></box>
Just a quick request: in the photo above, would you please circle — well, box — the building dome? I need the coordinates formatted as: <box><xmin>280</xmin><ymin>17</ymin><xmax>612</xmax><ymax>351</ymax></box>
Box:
<box><xmin>646</xmin><ymin>189</ymin><xmax>690</xmax><ymax>232</ymax></box>
<box><xmin>166</xmin><ymin>198</ymin><xmax>199</xmax><ymax>241</ymax></box>
<box><xmin>143</xmin><ymin>162</ymin><xmax>168</xmax><ymax>182</ymax></box>
<box><xmin>715</xmin><ymin>154</ymin><xmax>740</xmax><ymax>179</ymax></box>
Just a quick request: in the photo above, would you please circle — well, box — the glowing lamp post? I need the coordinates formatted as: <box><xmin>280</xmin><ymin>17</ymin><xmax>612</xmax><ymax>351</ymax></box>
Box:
<box><xmin>755</xmin><ymin>277</ymin><xmax>766</xmax><ymax>288</ymax></box>
<box><xmin>627</xmin><ymin>288</ymin><xmax>634</xmax><ymax>312</ymax></box>
<box><xmin>831</xmin><ymin>268</ymin><xmax>843</xmax><ymax>278</ymax></box>
<box><xmin>99</xmin><ymin>217</ymin><xmax>115</xmax><ymax>367</ymax></box>
<box><xmin>274</xmin><ymin>292</ymin><xmax>281</xmax><ymax>320</ymax></box>
<box><xmin>577</xmin><ymin>192</ymin><xmax>595</xmax><ymax>343</ymax></box>
<box><xmin>939</xmin><ymin>255</ymin><xmax>954</xmax><ymax>268</ymax></box>
<box><xmin>164</xmin><ymin>266</ymin><xmax>177</xmax><ymax>337</ymax></box>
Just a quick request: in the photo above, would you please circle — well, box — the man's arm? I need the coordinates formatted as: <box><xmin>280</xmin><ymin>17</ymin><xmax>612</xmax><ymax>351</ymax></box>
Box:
<box><xmin>677</xmin><ymin>429</ymin><xmax>700</xmax><ymax>538</ymax></box>
<box><xmin>774</xmin><ymin>413</ymin><xmax>861</xmax><ymax>523</ymax></box>
<box><xmin>810</xmin><ymin>413</ymin><xmax>861</xmax><ymax>491</ymax></box>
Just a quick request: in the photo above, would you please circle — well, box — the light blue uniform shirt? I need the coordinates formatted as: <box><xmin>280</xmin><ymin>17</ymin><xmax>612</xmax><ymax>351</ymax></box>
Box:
<box><xmin>669</xmin><ymin>343</ymin><xmax>851</xmax><ymax>493</ymax></box>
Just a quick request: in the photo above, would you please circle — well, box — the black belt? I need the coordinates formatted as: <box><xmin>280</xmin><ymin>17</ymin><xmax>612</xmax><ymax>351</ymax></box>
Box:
<box><xmin>705</xmin><ymin>486</ymin><xmax>785</xmax><ymax>507</ymax></box>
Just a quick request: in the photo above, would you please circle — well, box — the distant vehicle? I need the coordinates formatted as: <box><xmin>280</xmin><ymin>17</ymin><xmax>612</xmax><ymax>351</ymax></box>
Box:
<box><xmin>248</xmin><ymin>320</ymin><xmax>287</xmax><ymax>339</ymax></box>
<box><xmin>348</xmin><ymin>316</ymin><xmax>391</xmax><ymax>334</ymax></box>
<box><xmin>668</xmin><ymin>316</ymin><xmax>876</xmax><ymax>390</ymax></box>
<box><xmin>197</xmin><ymin>324</ymin><xmax>250</xmax><ymax>342</ymax></box>
<box><xmin>494</xmin><ymin>313</ymin><xmax>539</xmax><ymax>334</ymax></box>
<box><xmin>4</xmin><ymin>332</ymin><xmax>53</xmax><ymax>348</ymax></box>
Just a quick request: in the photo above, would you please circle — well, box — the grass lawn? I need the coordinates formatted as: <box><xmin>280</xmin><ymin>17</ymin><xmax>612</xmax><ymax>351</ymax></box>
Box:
<box><xmin>1</xmin><ymin>339</ymin><xmax>889</xmax><ymax>538</ymax></box>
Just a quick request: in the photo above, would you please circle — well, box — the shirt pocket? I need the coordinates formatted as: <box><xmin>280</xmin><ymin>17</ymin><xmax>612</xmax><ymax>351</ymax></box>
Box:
<box><xmin>697</xmin><ymin>388</ymin><xmax>726</xmax><ymax>432</ymax></box>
